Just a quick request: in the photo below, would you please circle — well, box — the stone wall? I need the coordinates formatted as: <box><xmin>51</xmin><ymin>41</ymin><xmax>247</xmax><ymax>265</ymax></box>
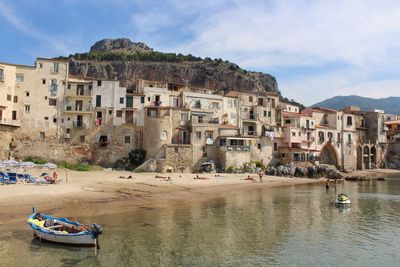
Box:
<box><xmin>0</xmin><ymin>126</ymin><xmax>15</xmax><ymax>160</ymax></box>
<box><xmin>164</xmin><ymin>144</ymin><xmax>193</xmax><ymax>172</ymax></box>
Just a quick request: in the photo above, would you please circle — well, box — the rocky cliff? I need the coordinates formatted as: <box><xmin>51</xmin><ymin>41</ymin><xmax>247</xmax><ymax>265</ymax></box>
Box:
<box><xmin>66</xmin><ymin>38</ymin><xmax>279</xmax><ymax>94</ymax></box>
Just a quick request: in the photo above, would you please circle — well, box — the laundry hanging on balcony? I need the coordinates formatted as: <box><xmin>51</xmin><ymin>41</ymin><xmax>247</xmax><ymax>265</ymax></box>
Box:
<box><xmin>264</xmin><ymin>131</ymin><xmax>275</xmax><ymax>141</ymax></box>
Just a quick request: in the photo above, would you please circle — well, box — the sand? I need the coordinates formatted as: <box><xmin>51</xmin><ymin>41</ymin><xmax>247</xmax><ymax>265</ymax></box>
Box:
<box><xmin>1</xmin><ymin>168</ymin><xmax>398</xmax><ymax>226</ymax></box>
<box><xmin>0</xmin><ymin>169</ymin><xmax>322</xmax><ymax>224</ymax></box>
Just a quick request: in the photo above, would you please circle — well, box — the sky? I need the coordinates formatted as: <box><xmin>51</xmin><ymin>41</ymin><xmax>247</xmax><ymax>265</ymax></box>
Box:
<box><xmin>1</xmin><ymin>0</ymin><xmax>400</xmax><ymax>106</ymax></box>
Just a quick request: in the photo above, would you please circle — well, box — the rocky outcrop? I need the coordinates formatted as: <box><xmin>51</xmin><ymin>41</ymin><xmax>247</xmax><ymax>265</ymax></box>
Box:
<box><xmin>67</xmin><ymin>38</ymin><xmax>279</xmax><ymax>94</ymax></box>
<box><xmin>90</xmin><ymin>38</ymin><xmax>153</xmax><ymax>53</ymax></box>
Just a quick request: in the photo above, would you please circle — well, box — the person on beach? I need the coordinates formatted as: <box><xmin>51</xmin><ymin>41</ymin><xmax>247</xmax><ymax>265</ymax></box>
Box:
<box><xmin>52</xmin><ymin>171</ymin><xmax>58</xmax><ymax>182</ymax></box>
<box><xmin>326</xmin><ymin>178</ymin><xmax>330</xmax><ymax>190</ymax></box>
<box><xmin>334</xmin><ymin>179</ymin><xmax>338</xmax><ymax>191</ymax></box>
<box><xmin>258</xmin><ymin>170</ymin><xmax>264</xmax><ymax>183</ymax></box>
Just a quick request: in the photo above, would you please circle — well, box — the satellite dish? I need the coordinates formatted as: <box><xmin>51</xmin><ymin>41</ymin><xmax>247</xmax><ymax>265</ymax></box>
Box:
<box><xmin>206</xmin><ymin>138</ymin><xmax>214</xmax><ymax>145</ymax></box>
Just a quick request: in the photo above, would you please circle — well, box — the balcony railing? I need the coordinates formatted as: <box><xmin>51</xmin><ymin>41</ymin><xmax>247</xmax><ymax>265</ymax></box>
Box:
<box><xmin>73</xmin><ymin>121</ymin><xmax>86</xmax><ymax>128</ymax></box>
<box><xmin>0</xmin><ymin>118</ymin><xmax>21</xmax><ymax>127</ymax></box>
<box><xmin>226</xmin><ymin>145</ymin><xmax>250</xmax><ymax>152</ymax></box>
<box><xmin>65</xmin><ymin>105</ymin><xmax>92</xmax><ymax>112</ymax></box>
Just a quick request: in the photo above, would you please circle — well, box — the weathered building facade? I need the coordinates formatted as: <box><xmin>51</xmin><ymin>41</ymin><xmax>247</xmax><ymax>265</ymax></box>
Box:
<box><xmin>0</xmin><ymin>58</ymin><xmax>389</xmax><ymax>171</ymax></box>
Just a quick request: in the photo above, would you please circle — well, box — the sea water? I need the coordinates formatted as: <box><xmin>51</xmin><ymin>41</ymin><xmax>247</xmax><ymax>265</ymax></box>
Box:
<box><xmin>1</xmin><ymin>179</ymin><xmax>400</xmax><ymax>266</ymax></box>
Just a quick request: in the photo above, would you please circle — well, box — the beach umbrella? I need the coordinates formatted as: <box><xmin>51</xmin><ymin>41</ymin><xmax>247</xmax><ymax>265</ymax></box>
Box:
<box><xmin>2</xmin><ymin>160</ymin><xmax>18</xmax><ymax>166</ymax></box>
<box><xmin>18</xmin><ymin>161</ymin><xmax>36</xmax><ymax>168</ymax></box>
<box><xmin>43</xmin><ymin>163</ymin><xmax>58</xmax><ymax>169</ymax></box>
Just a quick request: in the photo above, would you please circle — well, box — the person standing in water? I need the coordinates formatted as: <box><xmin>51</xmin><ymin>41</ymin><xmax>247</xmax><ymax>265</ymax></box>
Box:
<box><xmin>326</xmin><ymin>178</ymin><xmax>330</xmax><ymax>190</ymax></box>
<box><xmin>258</xmin><ymin>170</ymin><xmax>264</xmax><ymax>183</ymax></box>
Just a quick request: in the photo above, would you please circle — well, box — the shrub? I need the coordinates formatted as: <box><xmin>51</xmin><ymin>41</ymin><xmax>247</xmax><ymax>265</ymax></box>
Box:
<box><xmin>59</xmin><ymin>162</ymin><xmax>91</xmax><ymax>171</ymax></box>
<box><xmin>114</xmin><ymin>149</ymin><xmax>146</xmax><ymax>171</ymax></box>
<box><xmin>23</xmin><ymin>156</ymin><xmax>47</xmax><ymax>164</ymax></box>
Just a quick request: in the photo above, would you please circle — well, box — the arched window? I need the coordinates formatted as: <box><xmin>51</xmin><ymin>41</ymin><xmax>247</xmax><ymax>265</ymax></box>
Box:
<box><xmin>347</xmin><ymin>116</ymin><xmax>353</xmax><ymax>126</ymax></box>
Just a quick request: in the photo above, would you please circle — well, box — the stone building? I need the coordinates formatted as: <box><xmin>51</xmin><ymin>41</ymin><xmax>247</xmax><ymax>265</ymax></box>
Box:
<box><xmin>0</xmin><ymin>58</ymin><xmax>390</xmax><ymax>171</ymax></box>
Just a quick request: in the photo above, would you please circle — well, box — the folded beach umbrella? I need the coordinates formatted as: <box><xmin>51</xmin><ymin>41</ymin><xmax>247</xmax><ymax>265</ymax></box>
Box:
<box><xmin>18</xmin><ymin>161</ymin><xmax>36</xmax><ymax>168</ymax></box>
<box><xmin>43</xmin><ymin>163</ymin><xmax>58</xmax><ymax>169</ymax></box>
<box><xmin>2</xmin><ymin>160</ymin><xmax>18</xmax><ymax>166</ymax></box>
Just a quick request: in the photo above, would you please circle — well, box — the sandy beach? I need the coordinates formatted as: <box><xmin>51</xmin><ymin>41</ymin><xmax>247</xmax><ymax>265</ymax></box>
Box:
<box><xmin>1</xmin><ymin>168</ymin><xmax>399</xmax><ymax>226</ymax></box>
<box><xmin>0</xmin><ymin>169</ymin><xmax>324</xmax><ymax>224</ymax></box>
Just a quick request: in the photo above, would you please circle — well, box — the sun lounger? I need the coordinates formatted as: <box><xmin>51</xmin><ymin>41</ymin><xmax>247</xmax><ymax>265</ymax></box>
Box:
<box><xmin>6</xmin><ymin>172</ymin><xmax>17</xmax><ymax>184</ymax></box>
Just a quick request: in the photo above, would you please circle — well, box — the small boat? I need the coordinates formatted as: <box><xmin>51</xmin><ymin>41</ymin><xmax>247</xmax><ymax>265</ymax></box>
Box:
<box><xmin>335</xmin><ymin>193</ymin><xmax>351</xmax><ymax>207</ymax></box>
<box><xmin>27</xmin><ymin>208</ymin><xmax>102</xmax><ymax>247</ymax></box>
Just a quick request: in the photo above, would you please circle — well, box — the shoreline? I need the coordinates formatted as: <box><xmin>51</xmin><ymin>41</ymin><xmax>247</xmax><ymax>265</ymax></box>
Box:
<box><xmin>1</xmin><ymin>168</ymin><xmax>399</xmax><ymax>227</ymax></box>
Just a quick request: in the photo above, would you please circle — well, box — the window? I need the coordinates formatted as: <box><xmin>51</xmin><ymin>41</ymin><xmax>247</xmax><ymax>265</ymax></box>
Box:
<box><xmin>25</xmin><ymin>91</ymin><xmax>30</xmax><ymax>97</ymax></box>
<box><xmin>116</xmin><ymin>110</ymin><xmax>122</xmax><ymax>117</ymax></box>
<box><xmin>53</xmin><ymin>62</ymin><xmax>59</xmax><ymax>73</ymax></box>
<box><xmin>0</xmin><ymin>68</ymin><xmax>4</xmax><ymax>81</ymax></box>
<box><xmin>337</xmin><ymin>133</ymin><xmax>341</xmax><ymax>142</ymax></box>
<box><xmin>44</xmin><ymin>117</ymin><xmax>49</xmax><ymax>120</ymax></box>
<box><xmin>348</xmin><ymin>134</ymin><xmax>352</xmax><ymax>143</ymax></box>
<box><xmin>140</xmin><ymin>96</ymin><xmax>145</xmax><ymax>103</ymax></box>
<box><xmin>257</xmin><ymin>143</ymin><xmax>262</xmax><ymax>150</ymax></box>
<box><xmin>174</xmin><ymin>147</ymin><xmax>179</xmax><ymax>153</ymax></box>
<box><xmin>202</xmin><ymin>146</ymin><xmax>207</xmax><ymax>157</ymax></box>
<box><xmin>249</xmin><ymin>96</ymin><xmax>253</xmax><ymax>102</ymax></box>
<box><xmin>42</xmin><ymin>79</ymin><xmax>46</xmax><ymax>84</ymax></box>
<box><xmin>347</xmin><ymin>116</ymin><xmax>353</xmax><ymax>126</ymax></box>
<box><xmin>292</xmin><ymin>132</ymin><xmax>296</xmax><ymax>137</ymax></box>
<box><xmin>147</xmin><ymin>97</ymin><xmax>151</xmax><ymax>102</ymax></box>
<box><xmin>13</xmin><ymin>96</ymin><xmax>18</xmax><ymax>103</ymax></box>
<box><xmin>49</xmin><ymin>98</ymin><xmax>57</xmax><ymax>106</ymax></box>
<box><xmin>211</xmin><ymin>102</ymin><xmax>219</xmax><ymax>109</ymax></box>
<box><xmin>7</xmin><ymin>94</ymin><xmax>11</xmax><ymax>101</ymax></box>
<box><xmin>298</xmin><ymin>132</ymin><xmax>301</xmax><ymax>136</ymax></box>
<box><xmin>126</xmin><ymin>96</ymin><xmax>133</xmax><ymax>108</ymax></box>
<box><xmin>16</xmin><ymin>74</ymin><xmax>24</xmax><ymax>82</ymax></box>
<box><xmin>109</xmin><ymin>110</ymin><xmax>112</xmax><ymax>115</ymax></box>
<box><xmin>268</xmin><ymin>111</ymin><xmax>271</xmax><ymax>117</ymax></box>
<box><xmin>45</xmin><ymin>96</ymin><xmax>48</xmax><ymax>100</ymax></box>
<box><xmin>66</xmin><ymin>128</ymin><xmax>71</xmax><ymax>134</ymax></box>
<box><xmin>89</xmin><ymin>85</ymin><xmax>92</xmax><ymax>90</ymax></box>
<box><xmin>39</xmin><ymin>63</ymin><xmax>43</xmax><ymax>68</ymax></box>
<box><xmin>180</xmin><ymin>113</ymin><xmax>187</xmax><ymax>122</ymax></box>
<box><xmin>53</xmin><ymin>118</ymin><xmax>57</xmax><ymax>123</ymax></box>
<box><xmin>120</xmin><ymin>97</ymin><xmax>124</xmax><ymax>104</ymax></box>
<box><xmin>124</xmin><ymin>135</ymin><xmax>131</xmax><ymax>144</ymax></box>
<box><xmin>319</xmin><ymin>131</ymin><xmax>325</xmax><ymax>142</ymax></box>
<box><xmin>97</xmin><ymin>80</ymin><xmax>102</xmax><ymax>86</ymax></box>
<box><xmin>285</xmin><ymin>119</ymin><xmax>291</xmax><ymax>124</ymax></box>
<box><xmin>264</xmin><ymin>110</ymin><xmax>267</xmax><ymax>117</ymax></box>
<box><xmin>205</xmin><ymin>131</ymin><xmax>213</xmax><ymax>140</ymax></box>
<box><xmin>196</xmin><ymin>131</ymin><xmax>202</xmax><ymax>139</ymax></box>
<box><xmin>76</xmin><ymin>85</ymin><xmax>84</xmax><ymax>95</ymax></box>
<box><xmin>274</xmin><ymin>142</ymin><xmax>278</xmax><ymax>151</ymax></box>
<box><xmin>328</xmin><ymin>132</ymin><xmax>333</xmax><ymax>140</ymax></box>
<box><xmin>96</xmin><ymin>95</ymin><xmax>101</xmax><ymax>107</ymax></box>
<box><xmin>67</xmin><ymin>84</ymin><xmax>71</xmax><ymax>89</ymax></box>
<box><xmin>39</xmin><ymin>132</ymin><xmax>45</xmax><ymax>140</ymax></box>
<box><xmin>24</xmin><ymin>105</ymin><xmax>30</xmax><ymax>113</ymax></box>
<box><xmin>80</xmin><ymin>135</ymin><xmax>85</xmax><ymax>143</ymax></box>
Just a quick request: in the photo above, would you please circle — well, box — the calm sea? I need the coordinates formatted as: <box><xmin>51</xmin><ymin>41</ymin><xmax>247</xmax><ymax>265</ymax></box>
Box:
<box><xmin>1</xmin><ymin>179</ymin><xmax>400</xmax><ymax>266</ymax></box>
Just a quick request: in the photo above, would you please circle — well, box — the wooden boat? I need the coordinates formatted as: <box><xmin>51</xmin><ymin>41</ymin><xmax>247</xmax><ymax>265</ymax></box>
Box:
<box><xmin>27</xmin><ymin>209</ymin><xmax>102</xmax><ymax>247</ymax></box>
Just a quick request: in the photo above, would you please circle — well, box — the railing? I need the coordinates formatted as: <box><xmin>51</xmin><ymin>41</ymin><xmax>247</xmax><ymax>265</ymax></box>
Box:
<box><xmin>243</xmin><ymin>114</ymin><xmax>256</xmax><ymax>120</ymax></box>
<box><xmin>189</xmin><ymin>117</ymin><xmax>219</xmax><ymax>124</ymax></box>
<box><xmin>0</xmin><ymin>118</ymin><xmax>21</xmax><ymax>127</ymax></box>
<box><xmin>73</xmin><ymin>121</ymin><xmax>86</xmax><ymax>128</ymax></box>
<box><xmin>226</xmin><ymin>145</ymin><xmax>250</xmax><ymax>152</ymax></box>
<box><xmin>65</xmin><ymin>105</ymin><xmax>92</xmax><ymax>112</ymax></box>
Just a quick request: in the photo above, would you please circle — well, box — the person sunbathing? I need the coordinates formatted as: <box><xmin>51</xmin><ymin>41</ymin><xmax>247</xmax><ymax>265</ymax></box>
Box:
<box><xmin>193</xmin><ymin>175</ymin><xmax>209</xmax><ymax>180</ymax></box>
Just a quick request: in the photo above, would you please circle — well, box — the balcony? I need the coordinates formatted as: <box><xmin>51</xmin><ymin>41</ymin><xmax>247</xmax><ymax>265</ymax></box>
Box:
<box><xmin>0</xmin><ymin>118</ymin><xmax>21</xmax><ymax>127</ymax></box>
<box><xmin>243</xmin><ymin>113</ymin><xmax>256</xmax><ymax>121</ymax></box>
<box><xmin>73</xmin><ymin>121</ymin><xmax>86</xmax><ymax>128</ymax></box>
<box><xmin>226</xmin><ymin>145</ymin><xmax>250</xmax><ymax>152</ymax></box>
<box><xmin>189</xmin><ymin>116</ymin><xmax>219</xmax><ymax>125</ymax></box>
<box><xmin>65</xmin><ymin>105</ymin><xmax>92</xmax><ymax>113</ymax></box>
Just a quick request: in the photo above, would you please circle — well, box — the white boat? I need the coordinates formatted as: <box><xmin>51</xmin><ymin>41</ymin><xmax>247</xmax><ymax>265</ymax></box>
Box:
<box><xmin>335</xmin><ymin>193</ymin><xmax>351</xmax><ymax>207</ymax></box>
<box><xmin>27</xmin><ymin>209</ymin><xmax>102</xmax><ymax>246</ymax></box>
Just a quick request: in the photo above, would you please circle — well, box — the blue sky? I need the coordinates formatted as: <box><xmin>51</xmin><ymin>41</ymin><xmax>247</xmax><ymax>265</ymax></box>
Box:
<box><xmin>1</xmin><ymin>0</ymin><xmax>400</xmax><ymax>105</ymax></box>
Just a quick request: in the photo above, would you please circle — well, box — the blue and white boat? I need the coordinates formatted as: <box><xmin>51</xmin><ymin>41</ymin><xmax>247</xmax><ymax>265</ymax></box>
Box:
<box><xmin>27</xmin><ymin>209</ymin><xmax>102</xmax><ymax>246</ymax></box>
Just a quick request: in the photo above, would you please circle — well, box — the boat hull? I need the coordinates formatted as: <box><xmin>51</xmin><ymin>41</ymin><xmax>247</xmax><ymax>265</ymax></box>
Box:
<box><xmin>335</xmin><ymin>199</ymin><xmax>351</xmax><ymax>207</ymax></box>
<box><xmin>32</xmin><ymin>228</ymin><xmax>96</xmax><ymax>246</ymax></box>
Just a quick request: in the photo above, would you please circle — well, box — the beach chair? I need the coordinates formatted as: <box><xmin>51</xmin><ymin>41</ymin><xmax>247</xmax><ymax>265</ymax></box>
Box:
<box><xmin>6</xmin><ymin>172</ymin><xmax>18</xmax><ymax>184</ymax></box>
<box><xmin>43</xmin><ymin>175</ymin><xmax>56</xmax><ymax>184</ymax></box>
<box><xmin>0</xmin><ymin>172</ymin><xmax>10</xmax><ymax>184</ymax></box>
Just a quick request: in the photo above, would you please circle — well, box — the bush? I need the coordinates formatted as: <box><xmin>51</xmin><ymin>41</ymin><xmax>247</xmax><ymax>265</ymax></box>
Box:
<box><xmin>23</xmin><ymin>156</ymin><xmax>47</xmax><ymax>164</ymax></box>
<box><xmin>59</xmin><ymin>162</ymin><xmax>91</xmax><ymax>171</ymax></box>
<box><xmin>114</xmin><ymin>149</ymin><xmax>146</xmax><ymax>171</ymax></box>
<box><xmin>253</xmin><ymin>160</ymin><xmax>266</xmax><ymax>170</ymax></box>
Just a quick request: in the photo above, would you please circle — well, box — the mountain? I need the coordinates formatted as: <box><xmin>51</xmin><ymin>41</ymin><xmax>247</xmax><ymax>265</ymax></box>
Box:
<box><xmin>311</xmin><ymin>95</ymin><xmax>400</xmax><ymax>114</ymax></box>
<box><xmin>60</xmin><ymin>38</ymin><xmax>279</xmax><ymax>94</ymax></box>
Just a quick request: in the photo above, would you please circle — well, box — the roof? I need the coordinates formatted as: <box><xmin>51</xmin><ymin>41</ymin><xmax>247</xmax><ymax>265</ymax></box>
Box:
<box><xmin>0</xmin><ymin>61</ymin><xmax>35</xmax><ymax>69</ymax></box>
<box><xmin>312</xmin><ymin>107</ymin><xmax>339</xmax><ymax>113</ymax></box>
